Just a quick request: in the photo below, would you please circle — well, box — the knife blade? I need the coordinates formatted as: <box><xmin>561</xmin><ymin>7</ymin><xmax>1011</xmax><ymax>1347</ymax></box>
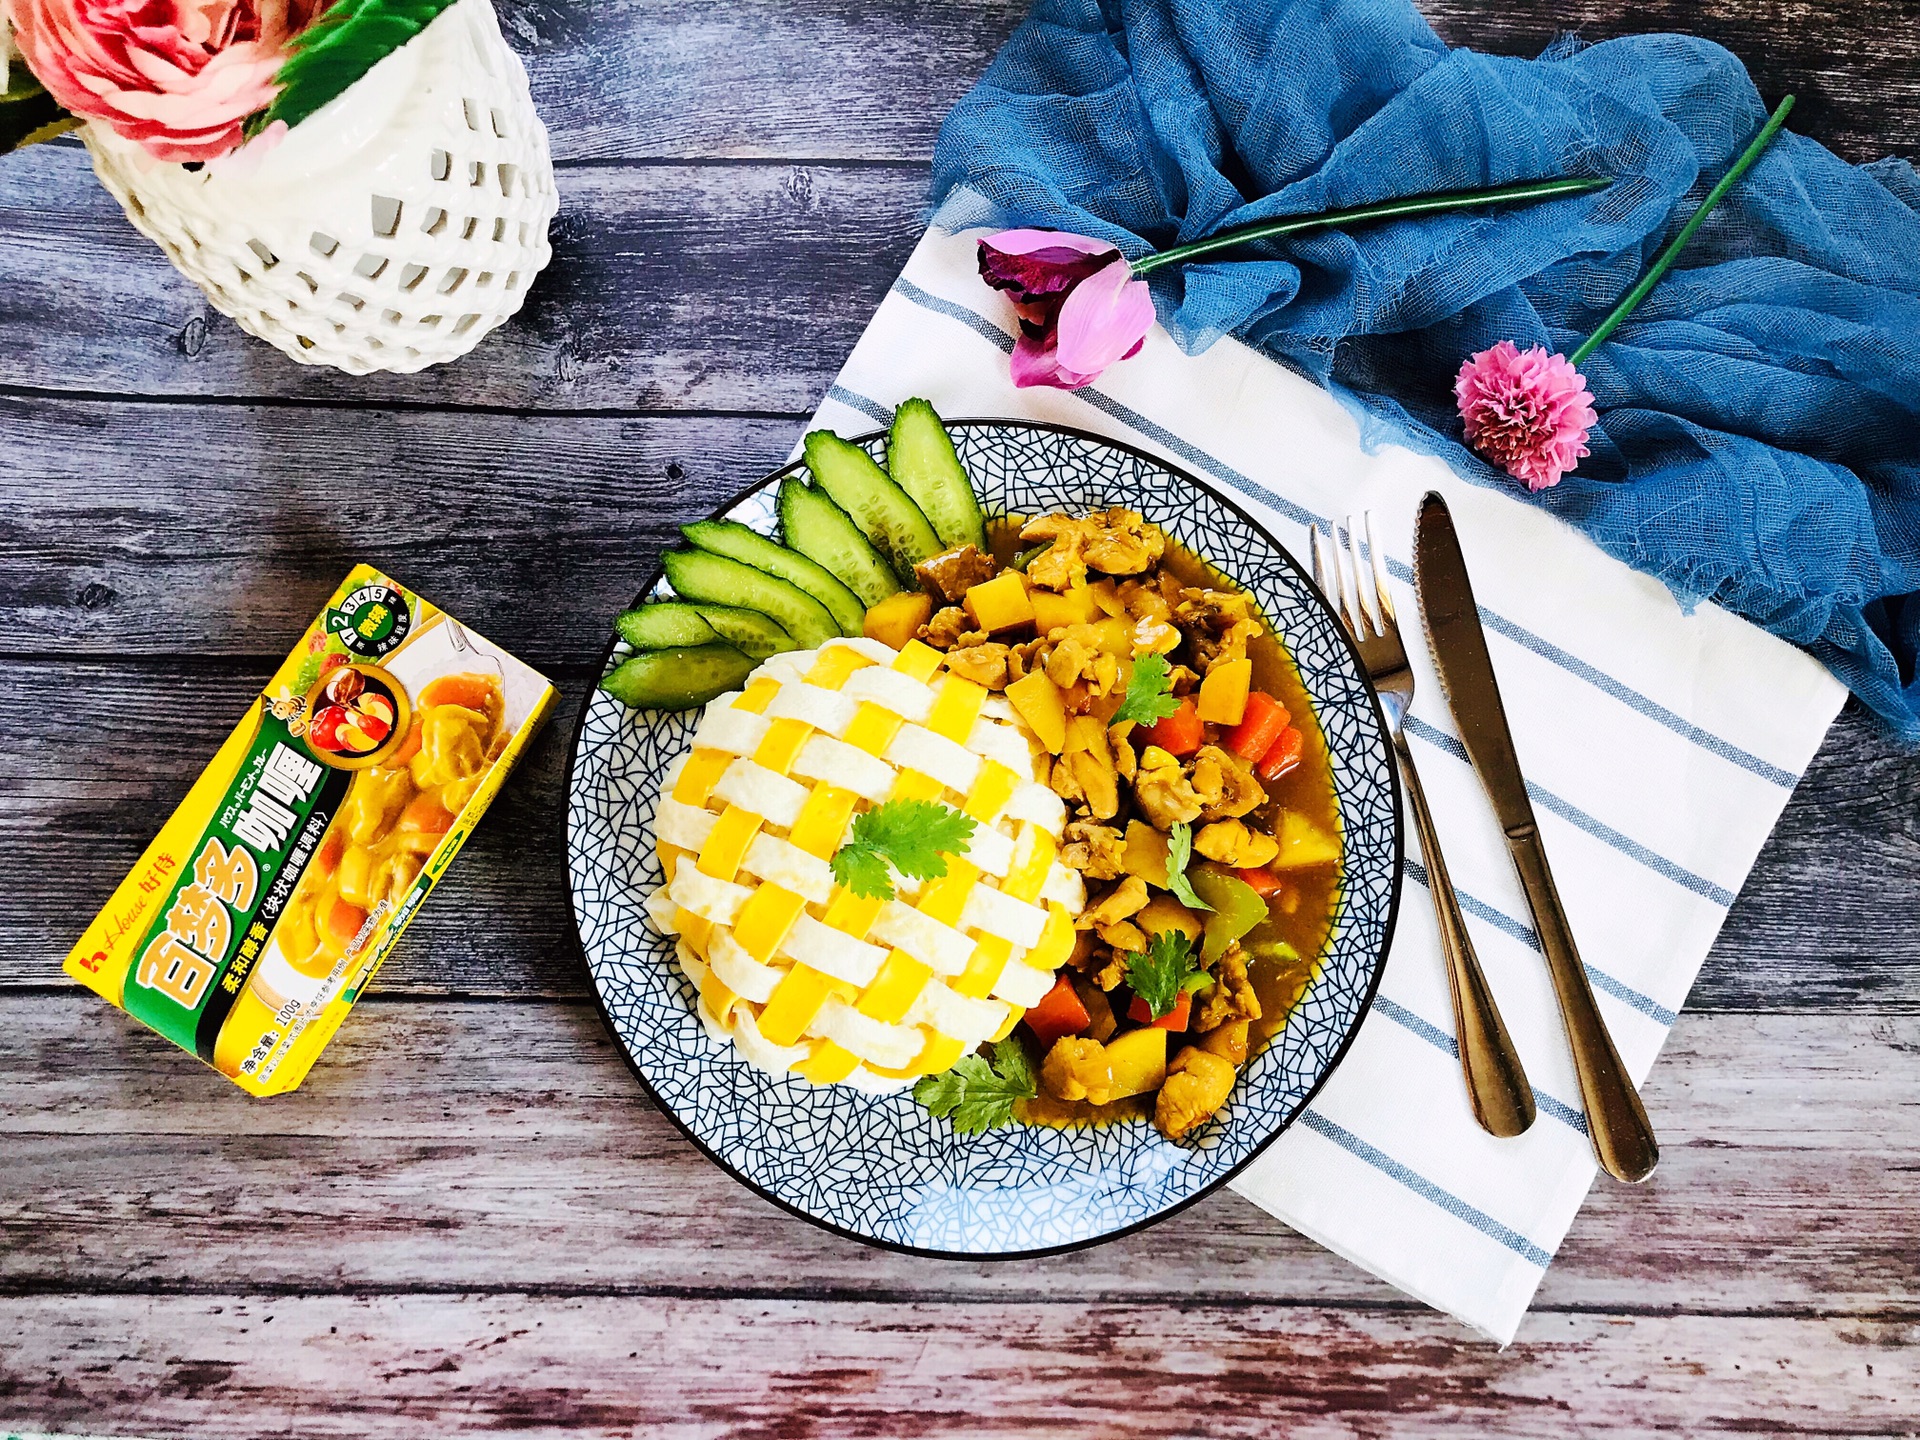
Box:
<box><xmin>1413</xmin><ymin>491</ymin><xmax>1659</xmax><ymax>1183</ymax></box>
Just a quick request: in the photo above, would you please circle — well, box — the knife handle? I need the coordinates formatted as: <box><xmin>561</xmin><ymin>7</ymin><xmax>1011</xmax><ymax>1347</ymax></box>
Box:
<box><xmin>1507</xmin><ymin>826</ymin><xmax>1660</xmax><ymax>1183</ymax></box>
<box><xmin>1392</xmin><ymin>733</ymin><xmax>1536</xmax><ymax>1138</ymax></box>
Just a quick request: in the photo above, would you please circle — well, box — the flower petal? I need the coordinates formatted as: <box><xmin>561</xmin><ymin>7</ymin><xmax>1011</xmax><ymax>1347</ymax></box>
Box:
<box><xmin>978</xmin><ymin>229</ymin><xmax>1120</xmax><ymax>305</ymax></box>
<box><xmin>1055</xmin><ymin>258</ymin><xmax>1155</xmax><ymax>379</ymax></box>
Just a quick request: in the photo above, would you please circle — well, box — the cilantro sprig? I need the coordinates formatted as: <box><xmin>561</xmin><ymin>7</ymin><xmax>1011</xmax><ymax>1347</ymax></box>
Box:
<box><xmin>1165</xmin><ymin>821</ymin><xmax>1213</xmax><ymax>913</ymax></box>
<box><xmin>830</xmin><ymin>798</ymin><xmax>977</xmax><ymax>901</ymax></box>
<box><xmin>1125</xmin><ymin>930</ymin><xmax>1204</xmax><ymax>1019</ymax></box>
<box><xmin>913</xmin><ymin>1039</ymin><xmax>1036</xmax><ymax>1134</ymax></box>
<box><xmin>1113</xmin><ymin>652</ymin><xmax>1180</xmax><ymax>728</ymax></box>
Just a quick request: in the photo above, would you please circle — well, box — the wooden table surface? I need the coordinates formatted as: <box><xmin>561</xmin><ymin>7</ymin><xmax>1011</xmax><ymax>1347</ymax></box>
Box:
<box><xmin>3</xmin><ymin>2</ymin><xmax>1917</xmax><ymax>1435</ymax></box>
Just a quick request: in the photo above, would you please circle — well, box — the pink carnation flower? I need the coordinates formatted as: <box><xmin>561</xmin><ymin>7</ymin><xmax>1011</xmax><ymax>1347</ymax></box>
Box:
<box><xmin>1454</xmin><ymin>340</ymin><xmax>1597</xmax><ymax>491</ymax></box>
<box><xmin>5</xmin><ymin>0</ymin><xmax>320</xmax><ymax>163</ymax></box>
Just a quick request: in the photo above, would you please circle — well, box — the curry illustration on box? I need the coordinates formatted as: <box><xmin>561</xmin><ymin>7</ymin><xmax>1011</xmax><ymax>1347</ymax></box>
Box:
<box><xmin>66</xmin><ymin>567</ymin><xmax>556</xmax><ymax>1096</ymax></box>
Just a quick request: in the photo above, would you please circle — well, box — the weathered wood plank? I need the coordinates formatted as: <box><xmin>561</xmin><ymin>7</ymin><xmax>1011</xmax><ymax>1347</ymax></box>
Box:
<box><xmin>3</xmin><ymin>656</ymin><xmax>1913</xmax><ymax>1005</ymax></box>
<box><xmin>1420</xmin><ymin>0</ymin><xmax>1920</xmax><ymax>165</ymax></box>
<box><xmin>0</xmin><ymin>154</ymin><xmax>924</xmax><ymax>411</ymax></box>
<box><xmin>0</xmin><ymin>407</ymin><xmax>795</xmax><ymax>663</ymax></box>
<box><xmin>505</xmin><ymin>0</ymin><xmax>1026</xmax><ymax>163</ymax></box>
<box><xmin>2</xmin><ymin>998</ymin><xmax>1915</xmax><ymax>1317</ymax></box>
<box><xmin>2</xmin><ymin>1293</ymin><xmax>1913</xmax><ymax>1439</ymax></box>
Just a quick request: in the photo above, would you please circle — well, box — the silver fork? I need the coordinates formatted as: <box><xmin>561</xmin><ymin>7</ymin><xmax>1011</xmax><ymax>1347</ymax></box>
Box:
<box><xmin>1312</xmin><ymin>515</ymin><xmax>1537</xmax><ymax>1138</ymax></box>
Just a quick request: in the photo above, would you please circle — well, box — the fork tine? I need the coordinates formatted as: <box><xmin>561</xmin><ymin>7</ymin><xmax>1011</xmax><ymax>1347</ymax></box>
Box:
<box><xmin>1343</xmin><ymin>515</ymin><xmax>1385</xmax><ymax>637</ymax></box>
<box><xmin>1317</xmin><ymin>525</ymin><xmax>1359</xmax><ymax>640</ymax></box>
<box><xmin>1309</xmin><ymin>524</ymin><xmax>1329</xmax><ymax>597</ymax></box>
<box><xmin>1364</xmin><ymin>510</ymin><xmax>1396</xmax><ymax>627</ymax></box>
<box><xmin>1333</xmin><ymin>518</ymin><xmax>1372</xmax><ymax>638</ymax></box>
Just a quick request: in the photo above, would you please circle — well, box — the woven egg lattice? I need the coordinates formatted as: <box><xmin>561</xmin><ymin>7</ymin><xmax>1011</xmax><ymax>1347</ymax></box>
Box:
<box><xmin>84</xmin><ymin>0</ymin><xmax>557</xmax><ymax>375</ymax></box>
<box><xmin>648</xmin><ymin>636</ymin><xmax>1086</xmax><ymax>1094</ymax></box>
<box><xmin>569</xmin><ymin>419</ymin><xmax>1403</xmax><ymax>1257</ymax></box>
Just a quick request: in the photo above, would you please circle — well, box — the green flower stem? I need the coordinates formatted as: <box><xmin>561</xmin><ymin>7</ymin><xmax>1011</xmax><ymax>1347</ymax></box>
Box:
<box><xmin>1569</xmin><ymin>95</ymin><xmax>1795</xmax><ymax>367</ymax></box>
<box><xmin>1127</xmin><ymin>175</ymin><xmax>1611</xmax><ymax>277</ymax></box>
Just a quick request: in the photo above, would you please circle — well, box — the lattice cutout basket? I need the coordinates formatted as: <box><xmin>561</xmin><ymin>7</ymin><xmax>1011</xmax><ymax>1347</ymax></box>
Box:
<box><xmin>82</xmin><ymin>0</ymin><xmax>558</xmax><ymax>375</ymax></box>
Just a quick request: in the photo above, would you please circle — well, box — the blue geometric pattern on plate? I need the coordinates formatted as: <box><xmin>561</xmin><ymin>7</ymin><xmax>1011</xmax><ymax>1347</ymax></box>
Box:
<box><xmin>566</xmin><ymin>420</ymin><xmax>1401</xmax><ymax>1257</ymax></box>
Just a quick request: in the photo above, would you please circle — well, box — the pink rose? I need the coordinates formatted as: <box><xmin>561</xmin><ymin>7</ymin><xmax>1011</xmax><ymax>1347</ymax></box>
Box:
<box><xmin>4</xmin><ymin>0</ymin><xmax>320</xmax><ymax>163</ymax></box>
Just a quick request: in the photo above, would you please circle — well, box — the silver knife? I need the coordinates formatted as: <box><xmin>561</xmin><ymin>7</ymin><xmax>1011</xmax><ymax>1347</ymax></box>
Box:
<box><xmin>1413</xmin><ymin>492</ymin><xmax>1659</xmax><ymax>1183</ymax></box>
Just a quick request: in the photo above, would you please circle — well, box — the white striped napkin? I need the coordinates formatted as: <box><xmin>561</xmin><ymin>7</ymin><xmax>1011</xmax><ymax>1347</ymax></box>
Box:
<box><xmin>804</xmin><ymin>222</ymin><xmax>1847</xmax><ymax>1343</ymax></box>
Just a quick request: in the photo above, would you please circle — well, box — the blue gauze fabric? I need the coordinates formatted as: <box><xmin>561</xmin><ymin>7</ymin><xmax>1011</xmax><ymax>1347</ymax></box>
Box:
<box><xmin>928</xmin><ymin>0</ymin><xmax>1920</xmax><ymax>742</ymax></box>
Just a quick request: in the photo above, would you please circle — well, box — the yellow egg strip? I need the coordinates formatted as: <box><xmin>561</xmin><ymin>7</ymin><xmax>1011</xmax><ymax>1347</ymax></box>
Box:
<box><xmin>962</xmin><ymin>760</ymin><xmax>1022</xmax><ymax>823</ymax></box>
<box><xmin>843</xmin><ymin>702</ymin><xmax>904</xmax><ymax>757</ymax></box>
<box><xmin>730</xmin><ymin>883</ymin><xmax>808</xmax><ymax>963</ymax></box>
<box><xmin>893</xmin><ymin>640</ymin><xmax>945</xmax><ymax>682</ymax></box>
<box><xmin>926</xmin><ymin>675</ymin><xmax>988</xmax><ymax>742</ymax></box>
<box><xmin>952</xmin><ymin>934</ymin><xmax>1014</xmax><ymax>1000</ymax></box>
<box><xmin>672</xmin><ymin>748</ymin><xmax>732</xmax><ymax>805</ymax></box>
<box><xmin>757</xmin><ymin>963</ymin><xmax>857</xmax><ymax>1046</ymax></box>
<box><xmin>752</xmin><ymin>717</ymin><xmax>816</xmax><ymax>776</ymax></box>
<box><xmin>889</xmin><ymin>770</ymin><xmax>946</xmax><ymax>804</ymax></box>
<box><xmin>735</xmin><ymin>678</ymin><xmax>780</xmax><ymax>714</ymax></box>
<box><xmin>805</xmin><ymin>645</ymin><xmax>873</xmax><ymax>690</ymax></box>
<box><xmin>857</xmin><ymin>951</ymin><xmax>934</xmax><ymax>1022</ymax></box>
<box><xmin>819</xmin><ymin>887</ymin><xmax>884</xmax><ymax>940</ymax></box>
<box><xmin>796</xmin><ymin>1038</ymin><xmax>862</xmax><ymax>1084</ymax></box>
<box><xmin>696</xmin><ymin>805</ymin><xmax>762</xmax><ymax>882</ymax></box>
<box><xmin>787</xmin><ymin>783</ymin><xmax>859</xmax><ymax>859</ymax></box>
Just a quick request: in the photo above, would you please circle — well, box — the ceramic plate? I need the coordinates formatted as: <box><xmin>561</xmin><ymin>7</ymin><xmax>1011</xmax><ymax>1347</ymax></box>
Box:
<box><xmin>566</xmin><ymin>419</ymin><xmax>1401</xmax><ymax>1257</ymax></box>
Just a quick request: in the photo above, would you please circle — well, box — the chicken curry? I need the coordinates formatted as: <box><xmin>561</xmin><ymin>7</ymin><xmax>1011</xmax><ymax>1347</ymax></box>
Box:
<box><xmin>900</xmin><ymin>508</ymin><xmax>1341</xmax><ymax>1142</ymax></box>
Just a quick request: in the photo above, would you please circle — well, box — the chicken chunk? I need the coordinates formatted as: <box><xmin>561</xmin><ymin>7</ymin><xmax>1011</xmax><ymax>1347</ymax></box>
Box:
<box><xmin>1193</xmin><ymin>940</ymin><xmax>1263</xmax><ymax>1030</ymax></box>
<box><xmin>1133</xmin><ymin>745</ymin><xmax>1203</xmax><ymax>829</ymax></box>
<box><xmin>1155</xmin><ymin>1045</ymin><xmax>1237</xmax><ymax>1140</ymax></box>
<box><xmin>1193</xmin><ymin>818</ymin><xmax>1280</xmax><ymax>869</ymax></box>
<box><xmin>1079</xmin><ymin>875</ymin><xmax>1149</xmax><ymax>930</ymax></box>
<box><xmin>944</xmin><ymin>642</ymin><xmax>1011</xmax><ymax>689</ymax></box>
<box><xmin>1190</xmin><ymin>744</ymin><xmax>1266</xmax><ymax>820</ymax></box>
<box><xmin>1198</xmin><ymin>1019</ymin><xmax>1250</xmax><ymax>1065</ymax></box>
<box><xmin>1176</xmin><ymin>587</ymin><xmax>1261</xmax><ymax>670</ymax></box>
<box><xmin>1042</xmin><ymin>1036</ymin><xmax>1117</xmax><ymax>1106</ymax></box>
<box><xmin>914</xmin><ymin>544</ymin><xmax>999</xmax><ymax>603</ymax></box>
<box><xmin>1020</xmin><ymin>508</ymin><xmax>1165</xmax><ymax>590</ymax></box>
<box><xmin>1060</xmin><ymin>821</ymin><xmax>1128</xmax><ymax>881</ymax></box>
<box><xmin>1041</xmin><ymin>625</ymin><xmax>1122</xmax><ymax>697</ymax></box>
<box><xmin>920</xmin><ymin>605</ymin><xmax>983</xmax><ymax>650</ymax></box>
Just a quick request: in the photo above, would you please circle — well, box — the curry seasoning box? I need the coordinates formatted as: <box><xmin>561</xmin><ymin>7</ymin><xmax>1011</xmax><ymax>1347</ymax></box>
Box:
<box><xmin>67</xmin><ymin>566</ymin><xmax>557</xmax><ymax>1095</ymax></box>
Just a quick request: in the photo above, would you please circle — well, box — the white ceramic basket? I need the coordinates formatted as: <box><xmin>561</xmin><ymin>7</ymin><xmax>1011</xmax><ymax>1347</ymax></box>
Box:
<box><xmin>84</xmin><ymin>0</ymin><xmax>558</xmax><ymax>374</ymax></box>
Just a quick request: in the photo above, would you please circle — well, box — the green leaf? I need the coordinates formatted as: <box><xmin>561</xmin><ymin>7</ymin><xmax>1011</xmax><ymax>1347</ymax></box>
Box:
<box><xmin>1113</xmin><ymin>652</ymin><xmax>1180</xmax><ymax>728</ymax></box>
<box><xmin>912</xmin><ymin>1039</ymin><xmax>1036</xmax><ymax>1135</ymax></box>
<box><xmin>0</xmin><ymin>69</ymin><xmax>76</xmax><ymax>157</ymax></box>
<box><xmin>261</xmin><ymin>0</ymin><xmax>463</xmax><ymax>135</ymax></box>
<box><xmin>1125</xmin><ymin>930</ymin><xmax>1200</xmax><ymax>1020</ymax></box>
<box><xmin>1165</xmin><ymin>822</ymin><xmax>1213</xmax><ymax>913</ymax></box>
<box><xmin>830</xmin><ymin>798</ymin><xmax>977</xmax><ymax>902</ymax></box>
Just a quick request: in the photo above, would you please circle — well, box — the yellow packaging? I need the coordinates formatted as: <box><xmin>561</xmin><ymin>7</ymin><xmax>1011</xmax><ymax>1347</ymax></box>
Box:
<box><xmin>66</xmin><ymin>566</ymin><xmax>556</xmax><ymax>1095</ymax></box>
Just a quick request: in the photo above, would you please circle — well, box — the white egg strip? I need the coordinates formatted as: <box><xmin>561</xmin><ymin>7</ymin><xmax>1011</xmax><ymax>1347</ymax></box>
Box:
<box><xmin>740</xmin><ymin>832</ymin><xmax>835</xmax><ymax>905</ymax></box>
<box><xmin>841</xmin><ymin>1066</ymin><xmax>916</xmax><ymax>1096</ymax></box>
<box><xmin>709</xmin><ymin>758</ymin><xmax>810</xmax><ymax>829</ymax></box>
<box><xmin>763</xmin><ymin>682</ymin><xmax>859</xmax><ymax>736</ymax></box>
<box><xmin>961</xmin><ymin>823</ymin><xmax>1015</xmax><ymax>877</ymax></box>
<box><xmin>965</xmin><ymin>716</ymin><xmax>1033</xmax><ymax>774</ymax></box>
<box><xmin>886</xmin><ymin>723</ymin><xmax>982</xmax><ymax>793</ymax></box>
<box><xmin>693</xmin><ymin>704</ymin><xmax>771</xmax><ymax>757</ymax></box>
<box><xmin>661</xmin><ymin>753</ymin><xmax>687</xmax><ymax>794</ymax></box>
<box><xmin>731</xmin><ymin>1007</ymin><xmax>809</xmax><ymax>1073</ymax></box>
<box><xmin>869</xmin><ymin>900</ymin><xmax>976</xmax><ymax>976</ymax></box>
<box><xmin>906</xmin><ymin>982</ymin><xmax>1011</xmax><ymax>1045</ymax></box>
<box><xmin>669</xmin><ymin>866</ymin><xmax>754</xmax><ymax>926</ymax></box>
<box><xmin>643</xmin><ymin>886</ymin><xmax>682</xmax><ymax>935</ymax></box>
<box><xmin>810</xmin><ymin>997</ymin><xmax>923</xmax><ymax>1070</ymax></box>
<box><xmin>981</xmin><ymin>696</ymin><xmax>1017</xmax><ymax>723</ymax></box>
<box><xmin>789</xmin><ymin>735</ymin><xmax>895</xmax><ymax>803</ymax></box>
<box><xmin>960</xmin><ymin>883</ymin><xmax>1050</xmax><ymax>949</ymax></box>
<box><xmin>654</xmin><ymin>798</ymin><xmax>719</xmax><ymax>851</ymax></box>
<box><xmin>1042</xmin><ymin>862</ymin><xmax>1086</xmax><ymax>910</ymax></box>
<box><xmin>707</xmin><ymin>928</ymin><xmax>785</xmax><ymax>1004</ymax></box>
<box><xmin>750</xmin><ymin>651</ymin><xmax>816</xmax><ymax>688</ymax></box>
<box><xmin>778</xmin><ymin>912</ymin><xmax>889</xmax><ymax>987</ymax></box>
<box><xmin>1003</xmin><ymin>781</ymin><xmax>1067</xmax><ymax>836</ymax></box>
<box><xmin>839</xmin><ymin>666</ymin><xmax>935</xmax><ymax>722</ymax></box>
<box><xmin>674</xmin><ymin>938</ymin><xmax>708</xmax><ymax>986</ymax></box>
<box><xmin>824</xmin><ymin>636</ymin><xmax>897</xmax><ymax>666</ymax></box>
<box><xmin>990</xmin><ymin>960</ymin><xmax>1056</xmax><ymax>1009</ymax></box>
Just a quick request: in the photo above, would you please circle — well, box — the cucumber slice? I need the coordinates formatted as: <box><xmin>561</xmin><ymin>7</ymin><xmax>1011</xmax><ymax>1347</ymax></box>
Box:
<box><xmin>662</xmin><ymin>549</ymin><xmax>838</xmax><ymax>648</ymax></box>
<box><xmin>681</xmin><ymin>518</ymin><xmax>865</xmax><ymax>636</ymax></box>
<box><xmin>615</xmin><ymin>602</ymin><xmax>719</xmax><ymax>651</ymax></box>
<box><xmin>600</xmin><ymin>644</ymin><xmax>753</xmax><ymax>711</ymax></box>
<box><xmin>778</xmin><ymin>477</ymin><xmax>900</xmax><ymax>607</ymax></box>
<box><xmin>802</xmin><ymin>429</ymin><xmax>941</xmax><ymax>584</ymax></box>
<box><xmin>688</xmin><ymin>603</ymin><xmax>792</xmax><ymax>661</ymax></box>
<box><xmin>888</xmin><ymin>399</ymin><xmax>986</xmax><ymax>550</ymax></box>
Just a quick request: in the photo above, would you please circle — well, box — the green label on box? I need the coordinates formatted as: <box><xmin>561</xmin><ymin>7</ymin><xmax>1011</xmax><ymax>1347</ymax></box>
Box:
<box><xmin>121</xmin><ymin>707</ymin><xmax>350</xmax><ymax>1059</ymax></box>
